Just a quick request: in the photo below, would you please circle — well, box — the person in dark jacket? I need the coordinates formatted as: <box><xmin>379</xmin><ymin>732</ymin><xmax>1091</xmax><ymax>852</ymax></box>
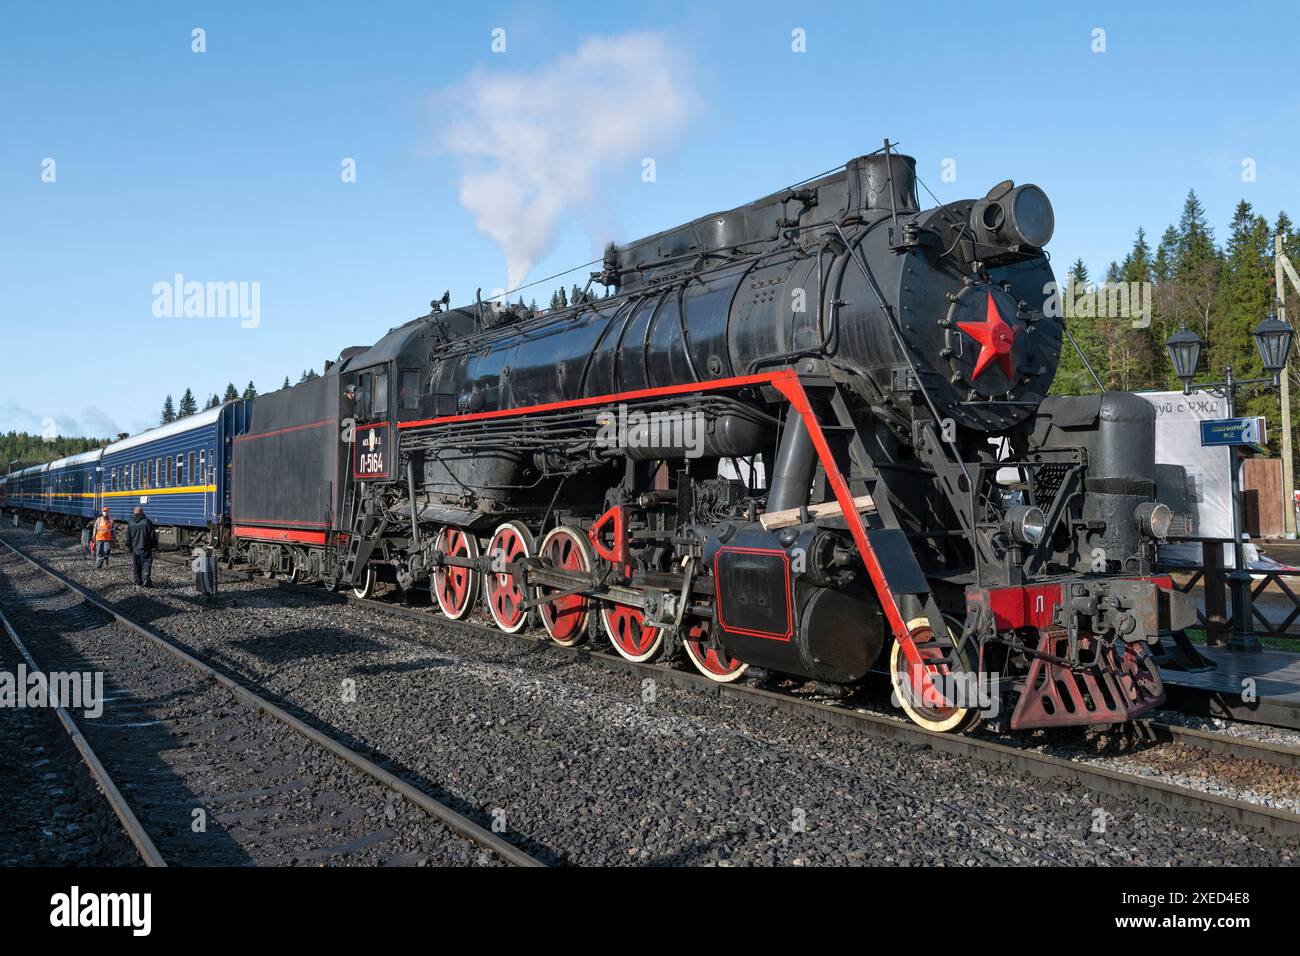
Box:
<box><xmin>125</xmin><ymin>507</ymin><xmax>158</xmax><ymax>587</ymax></box>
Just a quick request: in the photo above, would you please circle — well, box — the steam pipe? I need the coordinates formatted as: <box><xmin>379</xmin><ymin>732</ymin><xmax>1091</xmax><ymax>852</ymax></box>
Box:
<box><xmin>766</xmin><ymin>410</ymin><xmax>817</xmax><ymax>512</ymax></box>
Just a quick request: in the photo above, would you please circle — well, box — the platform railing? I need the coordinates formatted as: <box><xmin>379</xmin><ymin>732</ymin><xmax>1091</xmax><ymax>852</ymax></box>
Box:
<box><xmin>1157</xmin><ymin>537</ymin><xmax>1300</xmax><ymax>649</ymax></box>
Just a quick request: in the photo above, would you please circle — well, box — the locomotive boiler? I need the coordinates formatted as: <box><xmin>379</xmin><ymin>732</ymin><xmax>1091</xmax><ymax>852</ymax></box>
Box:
<box><xmin>231</xmin><ymin>143</ymin><xmax>1197</xmax><ymax>733</ymax></box>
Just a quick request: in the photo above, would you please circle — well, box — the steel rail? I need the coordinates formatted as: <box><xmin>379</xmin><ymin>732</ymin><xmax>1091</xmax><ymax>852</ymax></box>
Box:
<box><xmin>0</xmin><ymin>538</ymin><xmax>545</xmax><ymax>868</ymax></box>
<box><xmin>0</xmin><ymin>601</ymin><xmax>166</xmax><ymax>867</ymax></box>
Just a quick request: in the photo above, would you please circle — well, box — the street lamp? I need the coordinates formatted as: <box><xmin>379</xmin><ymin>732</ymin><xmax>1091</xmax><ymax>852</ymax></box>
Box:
<box><xmin>1253</xmin><ymin>310</ymin><xmax>1295</xmax><ymax>386</ymax></box>
<box><xmin>1165</xmin><ymin>312</ymin><xmax>1295</xmax><ymax>651</ymax></box>
<box><xmin>1167</xmin><ymin>325</ymin><xmax>1203</xmax><ymax>393</ymax></box>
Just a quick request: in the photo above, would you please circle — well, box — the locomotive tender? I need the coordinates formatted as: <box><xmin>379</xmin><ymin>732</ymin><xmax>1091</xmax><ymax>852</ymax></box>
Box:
<box><xmin>5</xmin><ymin>145</ymin><xmax>1198</xmax><ymax>733</ymax></box>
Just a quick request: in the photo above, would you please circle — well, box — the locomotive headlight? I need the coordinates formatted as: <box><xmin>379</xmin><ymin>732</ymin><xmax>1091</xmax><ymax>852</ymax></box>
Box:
<box><xmin>1003</xmin><ymin>504</ymin><xmax>1046</xmax><ymax>545</ymax></box>
<box><xmin>1134</xmin><ymin>501</ymin><xmax>1173</xmax><ymax>540</ymax></box>
<box><xmin>970</xmin><ymin>183</ymin><xmax>1054</xmax><ymax>252</ymax></box>
<box><xmin>1004</xmin><ymin>185</ymin><xmax>1054</xmax><ymax>249</ymax></box>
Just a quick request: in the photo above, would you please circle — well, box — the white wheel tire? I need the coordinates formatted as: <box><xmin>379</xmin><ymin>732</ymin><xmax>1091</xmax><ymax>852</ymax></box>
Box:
<box><xmin>352</xmin><ymin>566</ymin><xmax>376</xmax><ymax>600</ymax></box>
<box><xmin>888</xmin><ymin>626</ymin><xmax>978</xmax><ymax>734</ymax></box>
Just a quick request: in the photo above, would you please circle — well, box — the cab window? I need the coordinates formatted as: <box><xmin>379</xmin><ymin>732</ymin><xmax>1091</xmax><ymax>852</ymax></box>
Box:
<box><xmin>399</xmin><ymin>369</ymin><xmax>420</xmax><ymax>411</ymax></box>
<box><xmin>371</xmin><ymin>370</ymin><xmax>388</xmax><ymax>417</ymax></box>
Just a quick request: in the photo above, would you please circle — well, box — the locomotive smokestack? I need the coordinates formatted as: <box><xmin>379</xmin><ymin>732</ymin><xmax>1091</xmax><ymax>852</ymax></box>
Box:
<box><xmin>850</xmin><ymin>152</ymin><xmax>919</xmax><ymax>214</ymax></box>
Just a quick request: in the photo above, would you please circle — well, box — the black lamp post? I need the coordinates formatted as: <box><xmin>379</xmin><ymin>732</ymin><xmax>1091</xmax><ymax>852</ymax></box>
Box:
<box><xmin>1165</xmin><ymin>312</ymin><xmax>1295</xmax><ymax>651</ymax></box>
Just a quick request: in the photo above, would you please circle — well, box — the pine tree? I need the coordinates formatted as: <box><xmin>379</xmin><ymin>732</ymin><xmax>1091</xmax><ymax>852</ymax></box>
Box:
<box><xmin>1215</xmin><ymin>200</ymin><xmax>1273</xmax><ymax>418</ymax></box>
<box><xmin>1051</xmin><ymin>259</ymin><xmax>1106</xmax><ymax>395</ymax></box>
<box><xmin>1175</xmin><ymin>190</ymin><xmax>1217</xmax><ymax>277</ymax></box>
<box><xmin>242</xmin><ymin>381</ymin><xmax>257</xmax><ymax>400</ymax></box>
<box><xmin>1114</xmin><ymin>228</ymin><xmax>1160</xmax><ymax>391</ymax></box>
<box><xmin>204</xmin><ymin>393</ymin><xmax>220</xmax><ymax>410</ymax></box>
<box><xmin>223</xmin><ymin>382</ymin><xmax>239</xmax><ymax>403</ymax></box>
<box><xmin>178</xmin><ymin>389</ymin><xmax>197</xmax><ymax>418</ymax></box>
<box><xmin>1153</xmin><ymin>225</ymin><xmax>1178</xmax><ymax>283</ymax></box>
<box><xmin>282</xmin><ymin>376</ymin><xmax>291</xmax><ymax>390</ymax></box>
<box><xmin>1154</xmin><ymin>191</ymin><xmax>1220</xmax><ymax>354</ymax></box>
<box><xmin>161</xmin><ymin>395</ymin><xmax>175</xmax><ymax>424</ymax></box>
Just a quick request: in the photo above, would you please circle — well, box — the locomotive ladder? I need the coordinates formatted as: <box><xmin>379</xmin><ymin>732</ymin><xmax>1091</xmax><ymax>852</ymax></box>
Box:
<box><xmin>340</xmin><ymin>486</ymin><xmax>384</xmax><ymax>586</ymax></box>
<box><xmin>811</xmin><ymin>380</ymin><xmax>962</xmax><ymax>664</ymax></box>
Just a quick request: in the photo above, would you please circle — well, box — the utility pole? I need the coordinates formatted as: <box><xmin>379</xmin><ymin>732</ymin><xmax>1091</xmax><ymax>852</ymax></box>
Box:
<box><xmin>1278</xmin><ymin>237</ymin><xmax>1298</xmax><ymax>538</ymax></box>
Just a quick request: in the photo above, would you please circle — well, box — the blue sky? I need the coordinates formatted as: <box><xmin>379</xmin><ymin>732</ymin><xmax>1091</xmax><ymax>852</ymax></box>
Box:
<box><xmin>2</xmin><ymin>1</ymin><xmax>1298</xmax><ymax>438</ymax></box>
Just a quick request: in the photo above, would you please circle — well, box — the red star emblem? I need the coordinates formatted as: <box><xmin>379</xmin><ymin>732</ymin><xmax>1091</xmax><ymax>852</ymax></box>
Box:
<box><xmin>957</xmin><ymin>291</ymin><xmax>1018</xmax><ymax>380</ymax></box>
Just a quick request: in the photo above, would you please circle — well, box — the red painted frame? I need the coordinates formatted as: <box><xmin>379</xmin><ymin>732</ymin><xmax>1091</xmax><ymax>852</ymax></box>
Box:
<box><xmin>713</xmin><ymin>546</ymin><xmax>794</xmax><ymax>641</ymax></box>
<box><xmin>233</xmin><ymin>525</ymin><xmax>328</xmax><ymax>545</ymax></box>
<box><xmin>398</xmin><ymin>368</ymin><xmax>923</xmax><ymax>666</ymax></box>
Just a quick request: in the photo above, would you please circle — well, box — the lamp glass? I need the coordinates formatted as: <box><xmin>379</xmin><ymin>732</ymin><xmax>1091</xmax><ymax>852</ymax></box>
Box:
<box><xmin>1165</xmin><ymin>325</ymin><xmax>1203</xmax><ymax>386</ymax></box>
<box><xmin>1252</xmin><ymin>315</ymin><xmax>1294</xmax><ymax>376</ymax></box>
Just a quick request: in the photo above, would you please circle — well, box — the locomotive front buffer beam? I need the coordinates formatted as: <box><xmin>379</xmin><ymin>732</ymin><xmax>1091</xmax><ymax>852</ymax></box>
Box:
<box><xmin>966</xmin><ymin>576</ymin><xmax>1196</xmax><ymax>730</ymax></box>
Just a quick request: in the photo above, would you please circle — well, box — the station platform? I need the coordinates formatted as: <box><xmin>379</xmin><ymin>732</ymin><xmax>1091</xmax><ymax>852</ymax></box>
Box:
<box><xmin>1161</xmin><ymin>644</ymin><xmax>1300</xmax><ymax>730</ymax></box>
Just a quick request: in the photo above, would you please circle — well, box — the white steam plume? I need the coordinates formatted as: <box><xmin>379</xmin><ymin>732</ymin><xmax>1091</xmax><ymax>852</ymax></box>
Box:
<box><xmin>438</xmin><ymin>32</ymin><xmax>699</xmax><ymax>293</ymax></box>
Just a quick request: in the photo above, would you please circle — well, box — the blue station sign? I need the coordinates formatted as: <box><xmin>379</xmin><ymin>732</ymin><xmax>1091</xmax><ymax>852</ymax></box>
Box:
<box><xmin>1199</xmin><ymin>417</ymin><xmax>1267</xmax><ymax>447</ymax></box>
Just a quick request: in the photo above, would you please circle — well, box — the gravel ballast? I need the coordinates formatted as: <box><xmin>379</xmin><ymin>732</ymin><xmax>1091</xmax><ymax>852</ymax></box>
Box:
<box><xmin>4</xmin><ymin>526</ymin><xmax>1298</xmax><ymax>866</ymax></box>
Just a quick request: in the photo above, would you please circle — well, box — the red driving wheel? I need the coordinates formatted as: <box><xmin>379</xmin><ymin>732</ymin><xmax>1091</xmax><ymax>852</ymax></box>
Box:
<box><xmin>537</xmin><ymin>526</ymin><xmax>593</xmax><ymax>646</ymax></box>
<box><xmin>485</xmin><ymin>521</ymin><xmax>534</xmax><ymax>632</ymax></box>
<box><xmin>432</xmin><ymin>526</ymin><xmax>479</xmax><ymax>620</ymax></box>
<box><xmin>602</xmin><ymin>602</ymin><xmax>663</xmax><ymax>662</ymax></box>
<box><xmin>682</xmin><ymin>620</ymin><xmax>747</xmax><ymax>682</ymax></box>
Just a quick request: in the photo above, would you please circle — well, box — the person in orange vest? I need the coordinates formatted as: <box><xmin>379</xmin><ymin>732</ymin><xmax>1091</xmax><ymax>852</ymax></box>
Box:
<box><xmin>92</xmin><ymin>506</ymin><xmax>114</xmax><ymax>569</ymax></box>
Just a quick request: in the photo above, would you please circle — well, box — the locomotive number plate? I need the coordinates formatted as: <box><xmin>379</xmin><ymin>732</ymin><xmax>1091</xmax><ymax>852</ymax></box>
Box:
<box><xmin>353</xmin><ymin>423</ymin><xmax>391</xmax><ymax>479</ymax></box>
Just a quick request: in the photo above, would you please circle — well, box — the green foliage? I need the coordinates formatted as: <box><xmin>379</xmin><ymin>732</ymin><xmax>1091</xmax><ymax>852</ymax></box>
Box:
<box><xmin>1</xmin><ymin>432</ymin><xmax>107</xmax><ymax>471</ymax></box>
<box><xmin>1049</xmin><ymin>191</ymin><xmax>1300</xmax><ymax>474</ymax></box>
<box><xmin>160</xmin><ymin>394</ymin><xmax>175</xmax><ymax>424</ymax></box>
<box><xmin>178</xmin><ymin>388</ymin><xmax>197</xmax><ymax>418</ymax></box>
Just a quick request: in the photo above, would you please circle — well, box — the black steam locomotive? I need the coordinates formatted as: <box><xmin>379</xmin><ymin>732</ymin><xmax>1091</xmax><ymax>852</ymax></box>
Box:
<box><xmin>230</xmin><ymin>145</ymin><xmax>1196</xmax><ymax>733</ymax></box>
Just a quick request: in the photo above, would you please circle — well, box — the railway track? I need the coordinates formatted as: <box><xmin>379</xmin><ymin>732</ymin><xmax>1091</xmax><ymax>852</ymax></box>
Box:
<box><xmin>151</xmin><ymin>545</ymin><xmax>1300</xmax><ymax>772</ymax></box>
<box><xmin>0</xmin><ymin>538</ymin><xmax>545</xmax><ymax>867</ymax></box>
<box><xmin>333</xmin><ymin>589</ymin><xmax>1300</xmax><ymax>838</ymax></box>
<box><xmin>6</xmin><ymin>528</ymin><xmax>1300</xmax><ymax>852</ymax></box>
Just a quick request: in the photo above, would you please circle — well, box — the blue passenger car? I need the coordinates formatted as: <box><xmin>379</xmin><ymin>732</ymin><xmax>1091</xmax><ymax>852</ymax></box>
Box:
<box><xmin>45</xmin><ymin>448</ymin><xmax>104</xmax><ymax>523</ymax></box>
<box><xmin>7</xmin><ymin>464</ymin><xmax>49</xmax><ymax>513</ymax></box>
<box><xmin>99</xmin><ymin>401</ymin><xmax>250</xmax><ymax>545</ymax></box>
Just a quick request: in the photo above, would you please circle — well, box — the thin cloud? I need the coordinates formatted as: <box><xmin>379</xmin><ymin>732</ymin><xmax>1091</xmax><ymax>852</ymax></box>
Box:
<box><xmin>0</xmin><ymin>401</ymin><xmax>122</xmax><ymax>440</ymax></box>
